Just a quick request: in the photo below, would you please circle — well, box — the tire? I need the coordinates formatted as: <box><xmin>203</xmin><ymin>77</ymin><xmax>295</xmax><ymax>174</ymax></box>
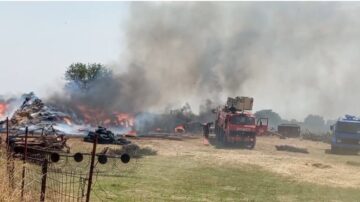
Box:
<box><xmin>246</xmin><ymin>135</ymin><xmax>256</xmax><ymax>149</ymax></box>
<box><xmin>247</xmin><ymin>138</ymin><xmax>256</xmax><ymax>150</ymax></box>
<box><xmin>221</xmin><ymin>130</ymin><xmax>228</xmax><ymax>147</ymax></box>
<box><xmin>215</xmin><ymin>126</ymin><xmax>220</xmax><ymax>141</ymax></box>
<box><xmin>216</xmin><ymin>129</ymin><xmax>226</xmax><ymax>148</ymax></box>
<box><xmin>331</xmin><ymin>145</ymin><xmax>339</xmax><ymax>154</ymax></box>
<box><xmin>215</xmin><ymin>126</ymin><xmax>223</xmax><ymax>143</ymax></box>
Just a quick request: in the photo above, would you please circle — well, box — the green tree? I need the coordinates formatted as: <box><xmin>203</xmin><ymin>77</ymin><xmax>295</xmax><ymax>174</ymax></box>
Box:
<box><xmin>303</xmin><ymin>114</ymin><xmax>326</xmax><ymax>133</ymax></box>
<box><xmin>65</xmin><ymin>63</ymin><xmax>111</xmax><ymax>90</ymax></box>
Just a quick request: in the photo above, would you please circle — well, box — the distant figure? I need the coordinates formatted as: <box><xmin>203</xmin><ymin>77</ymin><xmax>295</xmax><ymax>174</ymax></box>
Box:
<box><xmin>202</xmin><ymin>122</ymin><xmax>213</xmax><ymax>139</ymax></box>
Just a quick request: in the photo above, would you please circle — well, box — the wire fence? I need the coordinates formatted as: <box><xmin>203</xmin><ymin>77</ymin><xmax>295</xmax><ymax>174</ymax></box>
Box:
<box><xmin>1</xmin><ymin>118</ymin><xmax>133</xmax><ymax>202</ymax></box>
<box><xmin>0</xmin><ymin>146</ymin><xmax>88</xmax><ymax>201</ymax></box>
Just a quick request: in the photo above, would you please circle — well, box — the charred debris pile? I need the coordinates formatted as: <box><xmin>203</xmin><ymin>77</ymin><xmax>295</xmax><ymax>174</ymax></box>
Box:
<box><xmin>0</xmin><ymin>93</ymin><xmax>217</xmax><ymax>137</ymax></box>
<box><xmin>0</xmin><ymin>92</ymin><xmax>74</xmax><ymax>136</ymax></box>
<box><xmin>1</xmin><ymin>92</ymin><xmax>73</xmax><ymax>154</ymax></box>
<box><xmin>9</xmin><ymin>92</ymin><xmax>71</xmax><ymax>130</ymax></box>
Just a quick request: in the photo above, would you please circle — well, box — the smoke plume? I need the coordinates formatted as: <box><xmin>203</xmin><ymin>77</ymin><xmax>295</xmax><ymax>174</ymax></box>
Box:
<box><xmin>50</xmin><ymin>2</ymin><xmax>360</xmax><ymax>120</ymax></box>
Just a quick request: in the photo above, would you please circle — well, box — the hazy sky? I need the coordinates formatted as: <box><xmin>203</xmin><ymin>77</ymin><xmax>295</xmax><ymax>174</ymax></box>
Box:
<box><xmin>2</xmin><ymin>2</ymin><xmax>360</xmax><ymax>121</ymax></box>
<box><xmin>0</xmin><ymin>2</ymin><xmax>128</xmax><ymax>97</ymax></box>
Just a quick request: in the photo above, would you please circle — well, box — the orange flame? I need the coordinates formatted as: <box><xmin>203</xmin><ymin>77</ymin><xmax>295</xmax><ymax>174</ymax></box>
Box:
<box><xmin>0</xmin><ymin>102</ymin><xmax>7</xmax><ymax>118</ymax></box>
<box><xmin>174</xmin><ymin>125</ymin><xmax>185</xmax><ymax>133</ymax></box>
<box><xmin>75</xmin><ymin>104</ymin><xmax>136</xmax><ymax>135</ymax></box>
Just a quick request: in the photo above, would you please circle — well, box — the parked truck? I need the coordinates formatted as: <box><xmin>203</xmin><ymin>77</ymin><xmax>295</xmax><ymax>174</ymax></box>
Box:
<box><xmin>278</xmin><ymin>124</ymin><xmax>301</xmax><ymax>138</ymax></box>
<box><xmin>330</xmin><ymin>115</ymin><xmax>360</xmax><ymax>154</ymax></box>
<box><xmin>214</xmin><ymin>96</ymin><xmax>268</xmax><ymax>149</ymax></box>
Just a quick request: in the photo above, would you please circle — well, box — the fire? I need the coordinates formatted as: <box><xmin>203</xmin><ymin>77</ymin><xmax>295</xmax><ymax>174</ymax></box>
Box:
<box><xmin>115</xmin><ymin>112</ymin><xmax>136</xmax><ymax>136</ymax></box>
<box><xmin>76</xmin><ymin>104</ymin><xmax>102</xmax><ymax>124</ymax></box>
<box><xmin>75</xmin><ymin>104</ymin><xmax>136</xmax><ymax>135</ymax></box>
<box><xmin>115</xmin><ymin>113</ymin><xmax>134</xmax><ymax>128</ymax></box>
<box><xmin>0</xmin><ymin>102</ymin><xmax>7</xmax><ymax>118</ymax></box>
<box><xmin>174</xmin><ymin>125</ymin><xmax>185</xmax><ymax>133</ymax></box>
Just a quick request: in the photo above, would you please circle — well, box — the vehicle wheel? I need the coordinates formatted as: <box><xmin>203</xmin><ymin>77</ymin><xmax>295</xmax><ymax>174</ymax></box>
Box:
<box><xmin>216</xmin><ymin>135</ymin><xmax>221</xmax><ymax>144</ymax></box>
<box><xmin>216</xmin><ymin>130</ymin><xmax>226</xmax><ymax>148</ymax></box>
<box><xmin>331</xmin><ymin>145</ymin><xmax>339</xmax><ymax>154</ymax></box>
<box><xmin>246</xmin><ymin>138</ymin><xmax>256</xmax><ymax>150</ymax></box>
<box><xmin>221</xmin><ymin>131</ymin><xmax>228</xmax><ymax>147</ymax></box>
<box><xmin>247</xmin><ymin>141</ymin><xmax>255</xmax><ymax>150</ymax></box>
<box><xmin>215</xmin><ymin>127</ymin><xmax>220</xmax><ymax>142</ymax></box>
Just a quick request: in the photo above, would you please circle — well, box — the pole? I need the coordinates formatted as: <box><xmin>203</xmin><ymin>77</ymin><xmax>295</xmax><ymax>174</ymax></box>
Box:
<box><xmin>21</xmin><ymin>126</ymin><xmax>28</xmax><ymax>199</ymax></box>
<box><xmin>6</xmin><ymin>117</ymin><xmax>14</xmax><ymax>189</ymax></box>
<box><xmin>40</xmin><ymin>159</ymin><xmax>48</xmax><ymax>202</ymax></box>
<box><xmin>6</xmin><ymin>117</ymin><xmax>9</xmax><ymax>151</ymax></box>
<box><xmin>86</xmin><ymin>133</ymin><xmax>98</xmax><ymax>202</ymax></box>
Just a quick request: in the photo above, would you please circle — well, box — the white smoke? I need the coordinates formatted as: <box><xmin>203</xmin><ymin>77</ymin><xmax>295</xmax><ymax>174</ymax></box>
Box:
<box><xmin>117</xmin><ymin>2</ymin><xmax>360</xmax><ymax>120</ymax></box>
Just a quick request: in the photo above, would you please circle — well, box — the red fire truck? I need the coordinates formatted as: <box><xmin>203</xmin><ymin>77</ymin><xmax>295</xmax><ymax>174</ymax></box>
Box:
<box><xmin>214</xmin><ymin>97</ymin><xmax>268</xmax><ymax>149</ymax></box>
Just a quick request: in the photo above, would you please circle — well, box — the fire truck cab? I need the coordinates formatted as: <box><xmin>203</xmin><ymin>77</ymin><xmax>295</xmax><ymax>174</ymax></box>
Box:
<box><xmin>214</xmin><ymin>96</ymin><xmax>266</xmax><ymax>149</ymax></box>
<box><xmin>215</xmin><ymin>109</ymin><xmax>257</xmax><ymax>148</ymax></box>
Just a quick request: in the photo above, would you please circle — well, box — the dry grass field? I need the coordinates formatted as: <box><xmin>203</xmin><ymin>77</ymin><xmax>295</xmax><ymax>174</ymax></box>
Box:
<box><xmin>2</xmin><ymin>134</ymin><xmax>360</xmax><ymax>201</ymax></box>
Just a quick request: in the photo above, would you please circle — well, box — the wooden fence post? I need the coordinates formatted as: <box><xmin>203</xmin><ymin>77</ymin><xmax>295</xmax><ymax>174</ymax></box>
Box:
<box><xmin>40</xmin><ymin>159</ymin><xmax>48</xmax><ymax>202</ymax></box>
<box><xmin>21</xmin><ymin>127</ymin><xmax>29</xmax><ymax>199</ymax></box>
<box><xmin>85</xmin><ymin>133</ymin><xmax>98</xmax><ymax>202</ymax></box>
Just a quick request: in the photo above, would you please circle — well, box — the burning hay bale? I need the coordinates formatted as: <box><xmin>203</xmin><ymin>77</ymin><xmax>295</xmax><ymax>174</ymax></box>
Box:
<box><xmin>275</xmin><ymin>145</ymin><xmax>309</xmax><ymax>154</ymax></box>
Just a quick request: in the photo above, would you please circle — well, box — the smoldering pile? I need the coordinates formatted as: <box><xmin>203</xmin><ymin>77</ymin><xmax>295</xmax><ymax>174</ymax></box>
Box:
<box><xmin>5</xmin><ymin>92</ymin><xmax>73</xmax><ymax>133</ymax></box>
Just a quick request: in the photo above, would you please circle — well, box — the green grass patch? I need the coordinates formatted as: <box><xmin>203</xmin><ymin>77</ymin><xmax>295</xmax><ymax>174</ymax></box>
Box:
<box><xmin>90</xmin><ymin>155</ymin><xmax>360</xmax><ymax>202</ymax></box>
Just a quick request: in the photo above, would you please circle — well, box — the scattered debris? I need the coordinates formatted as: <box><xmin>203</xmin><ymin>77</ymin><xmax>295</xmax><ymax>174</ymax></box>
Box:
<box><xmin>346</xmin><ymin>161</ymin><xmax>360</xmax><ymax>167</ymax></box>
<box><xmin>9</xmin><ymin>133</ymin><xmax>70</xmax><ymax>154</ymax></box>
<box><xmin>275</xmin><ymin>145</ymin><xmax>309</xmax><ymax>154</ymax></box>
<box><xmin>311</xmin><ymin>163</ymin><xmax>331</xmax><ymax>169</ymax></box>
<box><xmin>100</xmin><ymin>144</ymin><xmax>157</xmax><ymax>158</ymax></box>
<box><xmin>83</xmin><ymin>126</ymin><xmax>131</xmax><ymax>145</ymax></box>
<box><xmin>138</xmin><ymin>133</ymin><xmax>183</xmax><ymax>141</ymax></box>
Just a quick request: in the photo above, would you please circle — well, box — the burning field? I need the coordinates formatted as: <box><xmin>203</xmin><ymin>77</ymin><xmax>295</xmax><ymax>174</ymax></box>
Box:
<box><xmin>4</xmin><ymin>2</ymin><xmax>360</xmax><ymax>201</ymax></box>
<box><xmin>0</xmin><ymin>92</ymin><xmax>210</xmax><ymax>137</ymax></box>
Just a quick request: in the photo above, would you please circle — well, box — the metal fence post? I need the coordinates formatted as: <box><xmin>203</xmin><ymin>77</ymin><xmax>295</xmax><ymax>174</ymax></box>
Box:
<box><xmin>6</xmin><ymin>117</ymin><xmax>9</xmax><ymax>151</ymax></box>
<box><xmin>21</xmin><ymin>126</ymin><xmax>29</xmax><ymax>199</ymax></box>
<box><xmin>40</xmin><ymin>159</ymin><xmax>48</xmax><ymax>202</ymax></box>
<box><xmin>5</xmin><ymin>117</ymin><xmax>14</xmax><ymax>189</ymax></box>
<box><xmin>86</xmin><ymin>133</ymin><xmax>98</xmax><ymax>202</ymax></box>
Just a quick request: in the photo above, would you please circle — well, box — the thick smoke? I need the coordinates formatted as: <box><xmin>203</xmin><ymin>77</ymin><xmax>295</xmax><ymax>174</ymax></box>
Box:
<box><xmin>49</xmin><ymin>2</ymin><xmax>360</xmax><ymax>121</ymax></box>
<box><xmin>120</xmin><ymin>2</ymin><xmax>360</xmax><ymax>119</ymax></box>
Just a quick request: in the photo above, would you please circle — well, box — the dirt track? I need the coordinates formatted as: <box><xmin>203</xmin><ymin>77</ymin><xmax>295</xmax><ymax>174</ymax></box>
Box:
<box><xmin>124</xmin><ymin>135</ymin><xmax>360</xmax><ymax>188</ymax></box>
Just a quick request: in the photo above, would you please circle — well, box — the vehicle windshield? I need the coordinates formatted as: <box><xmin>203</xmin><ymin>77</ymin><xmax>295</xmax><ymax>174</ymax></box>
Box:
<box><xmin>229</xmin><ymin>115</ymin><xmax>255</xmax><ymax>125</ymax></box>
<box><xmin>336</xmin><ymin>122</ymin><xmax>360</xmax><ymax>133</ymax></box>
